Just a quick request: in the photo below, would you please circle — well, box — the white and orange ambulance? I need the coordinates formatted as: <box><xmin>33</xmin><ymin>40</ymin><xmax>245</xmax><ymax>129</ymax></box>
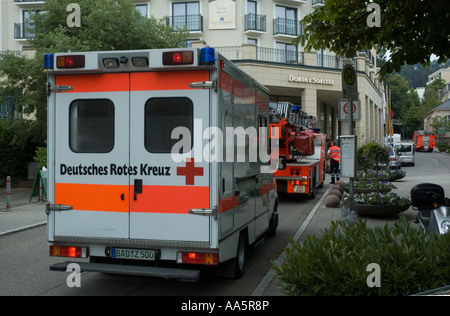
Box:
<box><xmin>44</xmin><ymin>47</ymin><xmax>278</xmax><ymax>281</ymax></box>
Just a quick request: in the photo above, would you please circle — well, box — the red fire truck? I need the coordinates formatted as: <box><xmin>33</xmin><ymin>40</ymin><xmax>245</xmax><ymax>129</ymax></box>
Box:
<box><xmin>270</xmin><ymin>102</ymin><xmax>326</xmax><ymax>199</ymax></box>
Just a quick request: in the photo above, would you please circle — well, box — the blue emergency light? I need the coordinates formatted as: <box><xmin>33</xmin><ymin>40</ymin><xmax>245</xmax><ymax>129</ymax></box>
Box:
<box><xmin>199</xmin><ymin>47</ymin><xmax>215</xmax><ymax>65</ymax></box>
<box><xmin>43</xmin><ymin>54</ymin><xmax>54</xmax><ymax>69</ymax></box>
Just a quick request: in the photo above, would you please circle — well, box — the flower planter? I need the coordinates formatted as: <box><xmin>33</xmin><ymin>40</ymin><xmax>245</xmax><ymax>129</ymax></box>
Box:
<box><xmin>343</xmin><ymin>187</ymin><xmax>392</xmax><ymax>194</ymax></box>
<box><xmin>355</xmin><ymin>204</ymin><xmax>410</xmax><ymax>217</ymax></box>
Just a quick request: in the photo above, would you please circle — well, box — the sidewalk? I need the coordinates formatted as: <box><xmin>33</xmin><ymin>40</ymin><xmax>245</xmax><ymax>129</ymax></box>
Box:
<box><xmin>259</xmin><ymin>170</ymin><xmax>450</xmax><ymax>295</ymax></box>
<box><xmin>0</xmin><ymin>187</ymin><xmax>47</xmax><ymax>236</ymax></box>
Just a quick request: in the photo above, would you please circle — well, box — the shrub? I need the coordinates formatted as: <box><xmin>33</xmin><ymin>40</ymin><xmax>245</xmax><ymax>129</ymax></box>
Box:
<box><xmin>273</xmin><ymin>216</ymin><xmax>450</xmax><ymax>296</ymax></box>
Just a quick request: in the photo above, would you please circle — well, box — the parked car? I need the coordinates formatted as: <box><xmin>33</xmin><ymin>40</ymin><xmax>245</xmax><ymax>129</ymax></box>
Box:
<box><xmin>394</xmin><ymin>142</ymin><xmax>415</xmax><ymax>166</ymax></box>
<box><xmin>379</xmin><ymin>147</ymin><xmax>402</xmax><ymax>169</ymax></box>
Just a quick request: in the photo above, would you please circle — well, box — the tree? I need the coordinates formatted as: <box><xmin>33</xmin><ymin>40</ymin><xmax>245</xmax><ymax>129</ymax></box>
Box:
<box><xmin>0</xmin><ymin>0</ymin><xmax>188</xmax><ymax>139</ymax></box>
<box><xmin>422</xmin><ymin>79</ymin><xmax>446</xmax><ymax>114</ymax></box>
<box><xmin>296</xmin><ymin>0</ymin><xmax>450</xmax><ymax>73</ymax></box>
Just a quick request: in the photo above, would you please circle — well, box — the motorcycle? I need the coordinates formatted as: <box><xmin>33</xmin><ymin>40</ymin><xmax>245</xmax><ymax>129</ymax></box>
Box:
<box><xmin>411</xmin><ymin>183</ymin><xmax>450</xmax><ymax>234</ymax></box>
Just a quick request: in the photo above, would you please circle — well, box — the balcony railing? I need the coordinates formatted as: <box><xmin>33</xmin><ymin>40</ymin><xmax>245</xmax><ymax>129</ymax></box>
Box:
<box><xmin>14</xmin><ymin>23</ymin><xmax>35</xmax><ymax>39</ymax></box>
<box><xmin>317</xmin><ymin>54</ymin><xmax>352</xmax><ymax>69</ymax></box>
<box><xmin>215</xmin><ymin>46</ymin><xmax>304</xmax><ymax>65</ymax></box>
<box><xmin>215</xmin><ymin>45</ymin><xmax>355</xmax><ymax>70</ymax></box>
<box><xmin>167</xmin><ymin>14</ymin><xmax>203</xmax><ymax>32</ymax></box>
<box><xmin>245</xmin><ymin>13</ymin><xmax>266</xmax><ymax>32</ymax></box>
<box><xmin>273</xmin><ymin>18</ymin><xmax>303</xmax><ymax>37</ymax></box>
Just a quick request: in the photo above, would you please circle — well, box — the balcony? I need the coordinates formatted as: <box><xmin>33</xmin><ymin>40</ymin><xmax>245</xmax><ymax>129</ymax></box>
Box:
<box><xmin>244</xmin><ymin>13</ymin><xmax>266</xmax><ymax>35</ymax></box>
<box><xmin>14</xmin><ymin>0</ymin><xmax>45</xmax><ymax>7</ymax></box>
<box><xmin>312</xmin><ymin>0</ymin><xmax>326</xmax><ymax>8</ymax></box>
<box><xmin>167</xmin><ymin>14</ymin><xmax>203</xmax><ymax>33</ymax></box>
<box><xmin>215</xmin><ymin>45</ymin><xmax>358</xmax><ymax>71</ymax></box>
<box><xmin>273</xmin><ymin>18</ymin><xmax>303</xmax><ymax>40</ymax></box>
<box><xmin>317</xmin><ymin>54</ymin><xmax>353</xmax><ymax>69</ymax></box>
<box><xmin>14</xmin><ymin>23</ymin><xmax>35</xmax><ymax>40</ymax></box>
<box><xmin>274</xmin><ymin>0</ymin><xmax>307</xmax><ymax>5</ymax></box>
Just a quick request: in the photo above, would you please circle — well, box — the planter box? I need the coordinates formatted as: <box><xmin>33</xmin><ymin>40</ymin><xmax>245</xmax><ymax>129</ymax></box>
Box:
<box><xmin>344</xmin><ymin>187</ymin><xmax>392</xmax><ymax>194</ymax></box>
<box><xmin>355</xmin><ymin>204</ymin><xmax>410</xmax><ymax>217</ymax></box>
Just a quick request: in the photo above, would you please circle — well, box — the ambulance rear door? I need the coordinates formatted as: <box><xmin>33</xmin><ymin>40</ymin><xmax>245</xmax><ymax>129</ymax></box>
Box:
<box><xmin>128</xmin><ymin>70</ymin><xmax>212</xmax><ymax>243</ymax></box>
<box><xmin>51</xmin><ymin>73</ymin><xmax>131</xmax><ymax>239</ymax></box>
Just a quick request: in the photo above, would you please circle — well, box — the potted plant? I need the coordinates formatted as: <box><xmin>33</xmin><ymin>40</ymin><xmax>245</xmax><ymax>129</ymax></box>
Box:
<box><xmin>341</xmin><ymin>191</ymin><xmax>411</xmax><ymax>217</ymax></box>
<box><xmin>341</xmin><ymin>142</ymin><xmax>410</xmax><ymax>217</ymax></box>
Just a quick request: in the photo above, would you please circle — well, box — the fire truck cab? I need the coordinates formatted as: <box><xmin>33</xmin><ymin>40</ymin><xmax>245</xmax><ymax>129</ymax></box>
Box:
<box><xmin>44</xmin><ymin>48</ymin><xmax>278</xmax><ymax>281</ymax></box>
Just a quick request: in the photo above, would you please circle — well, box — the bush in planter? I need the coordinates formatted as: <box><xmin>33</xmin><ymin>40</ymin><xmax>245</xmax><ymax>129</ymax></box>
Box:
<box><xmin>273</xmin><ymin>216</ymin><xmax>450</xmax><ymax>296</ymax></box>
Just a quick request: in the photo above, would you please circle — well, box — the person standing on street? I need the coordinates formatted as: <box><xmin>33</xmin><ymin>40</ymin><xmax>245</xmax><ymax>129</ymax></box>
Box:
<box><xmin>327</xmin><ymin>141</ymin><xmax>341</xmax><ymax>184</ymax></box>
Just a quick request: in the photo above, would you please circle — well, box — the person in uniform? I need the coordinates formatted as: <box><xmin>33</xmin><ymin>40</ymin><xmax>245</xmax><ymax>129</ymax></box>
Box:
<box><xmin>327</xmin><ymin>141</ymin><xmax>341</xmax><ymax>184</ymax></box>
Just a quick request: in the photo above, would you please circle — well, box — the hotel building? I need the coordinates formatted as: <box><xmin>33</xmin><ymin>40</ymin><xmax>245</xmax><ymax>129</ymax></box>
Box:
<box><xmin>1</xmin><ymin>0</ymin><xmax>384</xmax><ymax>144</ymax></box>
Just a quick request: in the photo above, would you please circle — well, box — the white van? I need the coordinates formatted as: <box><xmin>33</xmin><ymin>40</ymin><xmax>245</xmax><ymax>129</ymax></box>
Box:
<box><xmin>394</xmin><ymin>143</ymin><xmax>415</xmax><ymax>166</ymax></box>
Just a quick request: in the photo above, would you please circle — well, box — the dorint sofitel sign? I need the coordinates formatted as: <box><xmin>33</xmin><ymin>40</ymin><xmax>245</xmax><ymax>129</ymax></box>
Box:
<box><xmin>288</xmin><ymin>75</ymin><xmax>334</xmax><ymax>85</ymax></box>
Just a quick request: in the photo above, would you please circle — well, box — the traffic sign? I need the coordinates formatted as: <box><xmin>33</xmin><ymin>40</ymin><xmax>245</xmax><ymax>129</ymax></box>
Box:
<box><xmin>338</xmin><ymin>99</ymin><xmax>360</xmax><ymax>121</ymax></box>
<box><xmin>342</xmin><ymin>64</ymin><xmax>358</xmax><ymax>99</ymax></box>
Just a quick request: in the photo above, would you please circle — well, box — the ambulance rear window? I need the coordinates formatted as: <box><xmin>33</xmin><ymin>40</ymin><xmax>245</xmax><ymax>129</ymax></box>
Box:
<box><xmin>145</xmin><ymin>97</ymin><xmax>193</xmax><ymax>153</ymax></box>
<box><xmin>69</xmin><ymin>99</ymin><xmax>114</xmax><ymax>153</ymax></box>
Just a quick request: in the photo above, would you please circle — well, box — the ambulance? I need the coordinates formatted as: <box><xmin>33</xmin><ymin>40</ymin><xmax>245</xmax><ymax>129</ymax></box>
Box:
<box><xmin>44</xmin><ymin>47</ymin><xmax>278</xmax><ymax>281</ymax></box>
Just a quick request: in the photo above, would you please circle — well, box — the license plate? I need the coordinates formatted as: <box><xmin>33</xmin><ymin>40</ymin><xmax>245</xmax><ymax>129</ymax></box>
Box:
<box><xmin>294</xmin><ymin>185</ymin><xmax>305</xmax><ymax>193</ymax></box>
<box><xmin>111</xmin><ymin>248</ymin><xmax>155</xmax><ymax>261</ymax></box>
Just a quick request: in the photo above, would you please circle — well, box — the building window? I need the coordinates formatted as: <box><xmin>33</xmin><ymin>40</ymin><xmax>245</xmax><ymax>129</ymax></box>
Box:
<box><xmin>171</xmin><ymin>1</ymin><xmax>202</xmax><ymax>31</ymax></box>
<box><xmin>274</xmin><ymin>5</ymin><xmax>297</xmax><ymax>36</ymax></box>
<box><xmin>276</xmin><ymin>42</ymin><xmax>297</xmax><ymax>63</ymax></box>
<box><xmin>69</xmin><ymin>99</ymin><xmax>115</xmax><ymax>153</ymax></box>
<box><xmin>145</xmin><ymin>97</ymin><xmax>193</xmax><ymax>153</ymax></box>
<box><xmin>135</xmin><ymin>4</ymin><xmax>148</xmax><ymax>17</ymax></box>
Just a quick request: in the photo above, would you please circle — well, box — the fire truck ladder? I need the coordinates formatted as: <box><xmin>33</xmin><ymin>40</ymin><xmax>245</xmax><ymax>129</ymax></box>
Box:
<box><xmin>275</xmin><ymin>102</ymin><xmax>318</xmax><ymax>130</ymax></box>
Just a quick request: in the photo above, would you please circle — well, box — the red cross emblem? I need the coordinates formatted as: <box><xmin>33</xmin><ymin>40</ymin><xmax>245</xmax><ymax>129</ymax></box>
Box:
<box><xmin>177</xmin><ymin>158</ymin><xmax>203</xmax><ymax>185</ymax></box>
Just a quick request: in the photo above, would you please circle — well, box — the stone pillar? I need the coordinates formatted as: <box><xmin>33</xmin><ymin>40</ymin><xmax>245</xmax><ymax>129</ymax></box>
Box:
<box><xmin>242</xmin><ymin>43</ymin><xmax>257</xmax><ymax>60</ymax></box>
<box><xmin>301</xmin><ymin>88</ymin><xmax>317</xmax><ymax>118</ymax></box>
<box><xmin>303</xmin><ymin>51</ymin><xmax>317</xmax><ymax>67</ymax></box>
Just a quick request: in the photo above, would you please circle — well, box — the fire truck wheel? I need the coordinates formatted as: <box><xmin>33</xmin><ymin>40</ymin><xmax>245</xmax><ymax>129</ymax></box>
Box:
<box><xmin>308</xmin><ymin>177</ymin><xmax>316</xmax><ymax>199</ymax></box>
<box><xmin>232</xmin><ymin>232</ymin><xmax>248</xmax><ymax>279</ymax></box>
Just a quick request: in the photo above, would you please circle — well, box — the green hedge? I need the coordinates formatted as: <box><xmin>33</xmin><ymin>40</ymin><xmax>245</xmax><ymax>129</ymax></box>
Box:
<box><xmin>273</xmin><ymin>216</ymin><xmax>450</xmax><ymax>296</ymax></box>
<box><xmin>0</xmin><ymin>119</ymin><xmax>45</xmax><ymax>184</ymax></box>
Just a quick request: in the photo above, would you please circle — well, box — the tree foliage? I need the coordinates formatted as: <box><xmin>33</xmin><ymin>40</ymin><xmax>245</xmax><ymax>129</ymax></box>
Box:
<box><xmin>296</xmin><ymin>0</ymin><xmax>450</xmax><ymax>73</ymax></box>
<box><xmin>0</xmin><ymin>0</ymin><xmax>188</xmax><ymax>145</ymax></box>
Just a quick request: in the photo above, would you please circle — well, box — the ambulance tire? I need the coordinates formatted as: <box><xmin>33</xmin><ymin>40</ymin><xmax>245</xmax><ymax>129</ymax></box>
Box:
<box><xmin>232</xmin><ymin>231</ymin><xmax>248</xmax><ymax>279</ymax></box>
<box><xmin>267</xmin><ymin>202</ymin><xmax>278</xmax><ymax>237</ymax></box>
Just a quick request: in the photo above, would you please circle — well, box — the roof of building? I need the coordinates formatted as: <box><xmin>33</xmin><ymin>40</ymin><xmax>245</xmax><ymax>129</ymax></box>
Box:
<box><xmin>436</xmin><ymin>99</ymin><xmax>450</xmax><ymax>110</ymax></box>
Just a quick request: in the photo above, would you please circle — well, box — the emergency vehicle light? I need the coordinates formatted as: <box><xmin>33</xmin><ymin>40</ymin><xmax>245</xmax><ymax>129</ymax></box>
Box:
<box><xmin>199</xmin><ymin>47</ymin><xmax>215</xmax><ymax>65</ymax></box>
<box><xmin>162</xmin><ymin>51</ymin><xmax>194</xmax><ymax>65</ymax></box>
<box><xmin>50</xmin><ymin>245</ymin><xmax>88</xmax><ymax>258</ymax></box>
<box><xmin>56</xmin><ymin>55</ymin><xmax>85</xmax><ymax>69</ymax></box>
<box><xmin>43</xmin><ymin>54</ymin><xmax>54</xmax><ymax>69</ymax></box>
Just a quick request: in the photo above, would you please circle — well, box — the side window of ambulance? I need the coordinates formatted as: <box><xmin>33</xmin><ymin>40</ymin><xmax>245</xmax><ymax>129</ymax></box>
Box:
<box><xmin>145</xmin><ymin>97</ymin><xmax>193</xmax><ymax>153</ymax></box>
<box><xmin>69</xmin><ymin>99</ymin><xmax>114</xmax><ymax>153</ymax></box>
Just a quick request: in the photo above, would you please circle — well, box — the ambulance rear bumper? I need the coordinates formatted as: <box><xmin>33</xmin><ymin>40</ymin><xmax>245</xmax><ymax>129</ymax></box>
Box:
<box><xmin>50</xmin><ymin>261</ymin><xmax>200</xmax><ymax>282</ymax></box>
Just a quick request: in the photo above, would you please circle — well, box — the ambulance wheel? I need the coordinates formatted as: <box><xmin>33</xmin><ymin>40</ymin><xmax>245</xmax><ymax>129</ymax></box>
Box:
<box><xmin>232</xmin><ymin>232</ymin><xmax>248</xmax><ymax>279</ymax></box>
<box><xmin>267</xmin><ymin>203</ymin><xmax>278</xmax><ymax>237</ymax></box>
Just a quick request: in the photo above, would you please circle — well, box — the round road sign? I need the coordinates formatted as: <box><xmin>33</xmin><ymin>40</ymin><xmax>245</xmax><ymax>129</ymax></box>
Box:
<box><xmin>343</xmin><ymin>102</ymin><xmax>356</xmax><ymax>115</ymax></box>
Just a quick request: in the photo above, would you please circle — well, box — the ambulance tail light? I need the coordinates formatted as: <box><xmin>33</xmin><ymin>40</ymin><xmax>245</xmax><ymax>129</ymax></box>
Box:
<box><xmin>162</xmin><ymin>51</ymin><xmax>194</xmax><ymax>65</ymax></box>
<box><xmin>56</xmin><ymin>55</ymin><xmax>85</xmax><ymax>69</ymax></box>
<box><xmin>50</xmin><ymin>245</ymin><xmax>88</xmax><ymax>258</ymax></box>
<box><xmin>178</xmin><ymin>252</ymin><xmax>219</xmax><ymax>265</ymax></box>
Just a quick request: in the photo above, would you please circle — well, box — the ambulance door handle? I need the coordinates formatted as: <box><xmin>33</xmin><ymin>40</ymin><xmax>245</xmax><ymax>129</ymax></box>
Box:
<box><xmin>134</xmin><ymin>179</ymin><xmax>143</xmax><ymax>201</ymax></box>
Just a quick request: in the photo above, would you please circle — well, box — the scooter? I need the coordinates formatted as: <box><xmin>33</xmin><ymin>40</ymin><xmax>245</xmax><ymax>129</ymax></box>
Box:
<box><xmin>411</xmin><ymin>183</ymin><xmax>450</xmax><ymax>234</ymax></box>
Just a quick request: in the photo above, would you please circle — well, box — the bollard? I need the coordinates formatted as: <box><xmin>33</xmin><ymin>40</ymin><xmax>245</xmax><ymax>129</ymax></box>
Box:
<box><xmin>6</xmin><ymin>176</ymin><xmax>11</xmax><ymax>210</ymax></box>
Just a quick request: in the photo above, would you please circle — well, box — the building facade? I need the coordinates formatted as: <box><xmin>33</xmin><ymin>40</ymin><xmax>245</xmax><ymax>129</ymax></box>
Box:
<box><xmin>1</xmin><ymin>0</ymin><xmax>384</xmax><ymax>144</ymax></box>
